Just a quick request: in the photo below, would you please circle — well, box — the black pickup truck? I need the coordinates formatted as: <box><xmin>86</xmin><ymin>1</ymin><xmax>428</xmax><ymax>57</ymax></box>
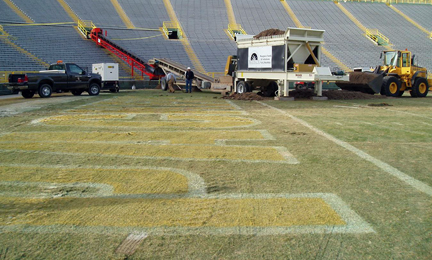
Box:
<box><xmin>8</xmin><ymin>62</ymin><xmax>102</xmax><ymax>98</ymax></box>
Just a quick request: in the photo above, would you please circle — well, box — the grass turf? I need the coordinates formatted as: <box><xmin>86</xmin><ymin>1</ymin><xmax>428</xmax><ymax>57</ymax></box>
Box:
<box><xmin>0</xmin><ymin>90</ymin><xmax>431</xmax><ymax>259</ymax></box>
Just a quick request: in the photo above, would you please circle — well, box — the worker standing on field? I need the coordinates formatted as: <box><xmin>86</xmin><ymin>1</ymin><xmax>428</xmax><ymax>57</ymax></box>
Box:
<box><xmin>166</xmin><ymin>72</ymin><xmax>176</xmax><ymax>93</ymax></box>
<box><xmin>184</xmin><ymin>67</ymin><xmax>194</xmax><ymax>93</ymax></box>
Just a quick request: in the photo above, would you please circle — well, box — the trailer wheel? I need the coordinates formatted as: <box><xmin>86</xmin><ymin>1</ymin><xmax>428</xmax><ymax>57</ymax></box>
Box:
<box><xmin>38</xmin><ymin>84</ymin><xmax>52</xmax><ymax>98</ymax></box>
<box><xmin>161</xmin><ymin>77</ymin><xmax>168</xmax><ymax>91</ymax></box>
<box><xmin>410</xmin><ymin>78</ymin><xmax>429</xmax><ymax>97</ymax></box>
<box><xmin>22</xmin><ymin>90</ymin><xmax>34</xmax><ymax>98</ymax></box>
<box><xmin>295</xmin><ymin>84</ymin><xmax>305</xmax><ymax>90</ymax></box>
<box><xmin>382</xmin><ymin>76</ymin><xmax>401</xmax><ymax>97</ymax></box>
<box><xmin>237</xmin><ymin>81</ymin><xmax>251</xmax><ymax>94</ymax></box>
<box><xmin>88</xmin><ymin>83</ymin><xmax>100</xmax><ymax>96</ymax></box>
<box><xmin>71</xmin><ymin>90</ymin><xmax>83</xmax><ymax>96</ymax></box>
<box><xmin>262</xmin><ymin>81</ymin><xmax>278</xmax><ymax>97</ymax></box>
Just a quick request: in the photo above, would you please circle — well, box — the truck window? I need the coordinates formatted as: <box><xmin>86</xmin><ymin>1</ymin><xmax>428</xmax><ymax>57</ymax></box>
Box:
<box><xmin>67</xmin><ymin>64</ymin><xmax>84</xmax><ymax>74</ymax></box>
<box><xmin>49</xmin><ymin>64</ymin><xmax>65</xmax><ymax>70</ymax></box>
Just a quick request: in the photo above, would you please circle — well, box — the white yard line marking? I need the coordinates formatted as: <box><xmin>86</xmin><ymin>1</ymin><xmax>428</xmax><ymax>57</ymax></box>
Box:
<box><xmin>333</xmin><ymin>105</ymin><xmax>359</xmax><ymax>109</ymax></box>
<box><xmin>257</xmin><ymin>101</ymin><xmax>432</xmax><ymax>197</ymax></box>
<box><xmin>225</xmin><ymin>100</ymin><xmax>248</xmax><ymax>114</ymax></box>
<box><xmin>116</xmin><ymin>232</ymin><xmax>148</xmax><ymax>255</ymax></box>
<box><xmin>358</xmin><ymin>121</ymin><xmax>430</xmax><ymax>136</ymax></box>
<box><xmin>386</xmin><ymin>109</ymin><xmax>432</xmax><ymax>120</ymax></box>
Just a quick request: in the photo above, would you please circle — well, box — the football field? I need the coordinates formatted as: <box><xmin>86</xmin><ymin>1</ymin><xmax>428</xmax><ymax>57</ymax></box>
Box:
<box><xmin>0</xmin><ymin>90</ymin><xmax>431</xmax><ymax>259</ymax></box>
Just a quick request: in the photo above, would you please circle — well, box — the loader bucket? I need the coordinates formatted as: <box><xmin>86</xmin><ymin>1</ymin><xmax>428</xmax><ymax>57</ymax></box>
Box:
<box><xmin>336</xmin><ymin>72</ymin><xmax>383</xmax><ymax>94</ymax></box>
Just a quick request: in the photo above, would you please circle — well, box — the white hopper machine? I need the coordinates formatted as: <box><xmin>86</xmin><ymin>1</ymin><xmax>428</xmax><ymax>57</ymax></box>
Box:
<box><xmin>232</xmin><ymin>27</ymin><xmax>349</xmax><ymax>98</ymax></box>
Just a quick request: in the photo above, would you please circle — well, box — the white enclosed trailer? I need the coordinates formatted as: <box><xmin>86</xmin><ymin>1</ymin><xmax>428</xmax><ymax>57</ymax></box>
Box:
<box><xmin>92</xmin><ymin>63</ymin><xmax>119</xmax><ymax>92</ymax></box>
<box><xmin>234</xmin><ymin>27</ymin><xmax>349</xmax><ymax>98</ymax></box>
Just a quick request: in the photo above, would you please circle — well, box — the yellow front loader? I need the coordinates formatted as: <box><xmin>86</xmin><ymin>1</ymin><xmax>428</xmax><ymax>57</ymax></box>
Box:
<box><xmin>337</xmin><ymin>50</ymin><xmax>431</xmax><ymax>97</ymax></box>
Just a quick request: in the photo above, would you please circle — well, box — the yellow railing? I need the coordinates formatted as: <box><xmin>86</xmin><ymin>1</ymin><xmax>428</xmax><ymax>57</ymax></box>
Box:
<box><xmin>227</xmin><ymin>23</ymin><xmax>247</xmax><ymax>40</ymax></box>
<box><xmin>77</xmin><ymin>20</ymin><xmax>96</xmax><ymax>38</ymax></box>
<box><xmin>0</xmin><ymin>25</ymin><xmax>7</xmax><ymax>37</ymax></box>
<box><xmin>162</xmin><ymin>21</ymin><xmax>182</xmax><ymax>39</ymax></box>
<box><xmin>430</xmin><ymin>32</ymin><xmax>432</xmax><ymax>38</ymax></box>
<box><xmin>366</xmin><ymin>28</ymin><xmax>390</xmax><ymax>45</ymax></box>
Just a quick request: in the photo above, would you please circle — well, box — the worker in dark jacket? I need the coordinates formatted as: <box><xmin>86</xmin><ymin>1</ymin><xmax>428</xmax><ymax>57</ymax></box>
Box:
<box><xmin>184</xmin><ymin>67</ymin><xmax>194</xmax><ymax>93</ymax></box>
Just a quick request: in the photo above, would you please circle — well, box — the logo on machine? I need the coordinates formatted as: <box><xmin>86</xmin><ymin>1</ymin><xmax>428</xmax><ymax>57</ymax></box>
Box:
<box><xmin>250</xmin><ymin>53</ymin><xmax>258</xmax><ymax>61</ymax></box>
<box><xmin>248</xmin><ymin>46</ymin><xmax>272</xmax><ymax>69</ymax></box>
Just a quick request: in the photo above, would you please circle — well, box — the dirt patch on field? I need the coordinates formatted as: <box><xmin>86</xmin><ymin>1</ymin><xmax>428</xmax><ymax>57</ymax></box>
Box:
<box><xmin>289</xmin><ymin>89</ymin><xmax>383</xmax><ymax>100</ymax></box>
<box><xmin>222</xmin><ymin>93</ymin><xmax>265</xmax><ymax>101</ymax></box>
<box><xmin>254</xmin><ymin>29</ymin><xmax>285</xmax><ymax>39</ymax></box>
<box><xmin>368</xmin><ymin>102</ymin><xmax>393</xmax><ymax>107</ymax></box>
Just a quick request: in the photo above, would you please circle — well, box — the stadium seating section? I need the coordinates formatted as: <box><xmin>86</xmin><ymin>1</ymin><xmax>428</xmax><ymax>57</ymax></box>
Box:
<box><xmin>0</xmin><ymin>0</ymin><xmax>431</xmax><ymax>80</ymax></box>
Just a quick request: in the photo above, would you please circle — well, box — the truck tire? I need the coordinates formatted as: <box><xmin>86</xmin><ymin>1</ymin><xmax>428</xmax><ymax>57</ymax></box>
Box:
<box><xmin>22</xmin><ymin>90</ymin><xmax>34</xmax><ymax>98</ymax></box>
<box><xmin>237</xmin><ymin>81</ymin><xmax>251</xmax><ymax>94</ymax></box>
<box><xmin>382</xmin><ymin>76</ymin><xmax>401</xmax><ymax>97</ymax></box>
<box><xmin>38</xmin><ymin>84</ymin><xmax>52</xmax><ymax>98</ymax></box>
<box><xmin>88</xmin><ymin>83</ymin><xmax>100</xmax><ymax>96</ymax></box>
<box><xmin>71</xmin><ymin>90</ymin><xmax>83</xmax><ymax>96</ymax></box>
<box><xmin>410</xmin><ymin>78</ymin><xmax>429</xmax><ymax>97</ymax></box>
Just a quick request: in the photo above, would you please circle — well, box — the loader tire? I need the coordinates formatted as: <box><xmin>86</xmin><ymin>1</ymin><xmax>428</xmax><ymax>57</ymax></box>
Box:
<box><xmin>237</xmin><ymin>81</ymin><xmax>251</xmax><ymax>94</ymax></box>
<box><xmin>382</xmin><ymin>76</ymin><xmax>401</xmax><ymax>97</ymax></box>
<box><xmin>410</xmin><ymin>78</ymin><xmax>429</xmax><ymax>98</ymax></box>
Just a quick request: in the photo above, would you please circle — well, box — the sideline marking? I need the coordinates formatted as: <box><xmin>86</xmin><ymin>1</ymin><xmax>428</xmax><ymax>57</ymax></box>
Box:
<box><xmin>257</xmin><ymin>101</ymin><xmax>432</xmax><ymax>197</ymax></box>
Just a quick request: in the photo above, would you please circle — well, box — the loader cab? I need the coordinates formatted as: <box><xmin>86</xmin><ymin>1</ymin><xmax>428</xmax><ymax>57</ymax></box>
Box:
<box><xmin>383</xmin><ymin>51</ymin><xmax>398</xmax><ymax>67</ymax></box>
<box><xmin>382</xmin><ymin>50</ymin><xmax>411</xmax><ymax>75</ymax></box>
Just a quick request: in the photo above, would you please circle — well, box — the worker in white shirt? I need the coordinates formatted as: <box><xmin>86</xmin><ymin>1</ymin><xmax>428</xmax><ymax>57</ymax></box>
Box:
<box><xmin>166</xmin><ymin>72</ymin><xmax>176</xmax><ymax>93</ymax></box>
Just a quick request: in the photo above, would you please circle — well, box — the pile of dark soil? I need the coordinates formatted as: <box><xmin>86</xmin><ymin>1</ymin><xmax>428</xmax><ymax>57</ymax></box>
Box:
<box><xmin>221</xmin><ymin>92</ymin><xmax>265</xmax><ymax>101</ymax></box>
<box><xmin>289</xmin><ymin>89</ymin><xmax>383</xmax><ymax>100</ymax></box>
<box><xmin>368</xmin><ymin>102</ymin><xmax>393</xmax><ymax>107</ymax></box>
<box><xmin>348</xmin><ymin>72</ymin><xmax>378</xmax><ymax>84</ymax></box>
<box><xmin>254</xmin><ymin>29</ymin><xmax>285</xmax><ymax>39</ymax></box>
<box><xmin>288</xmin><ymin>89</ymin><xmax>315</xmax><ymax>99</ymax></box>
<box><xmin>324</xmin><ymin>90</ymin><xmax>382</xmax><ymax>100</ymax></box>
